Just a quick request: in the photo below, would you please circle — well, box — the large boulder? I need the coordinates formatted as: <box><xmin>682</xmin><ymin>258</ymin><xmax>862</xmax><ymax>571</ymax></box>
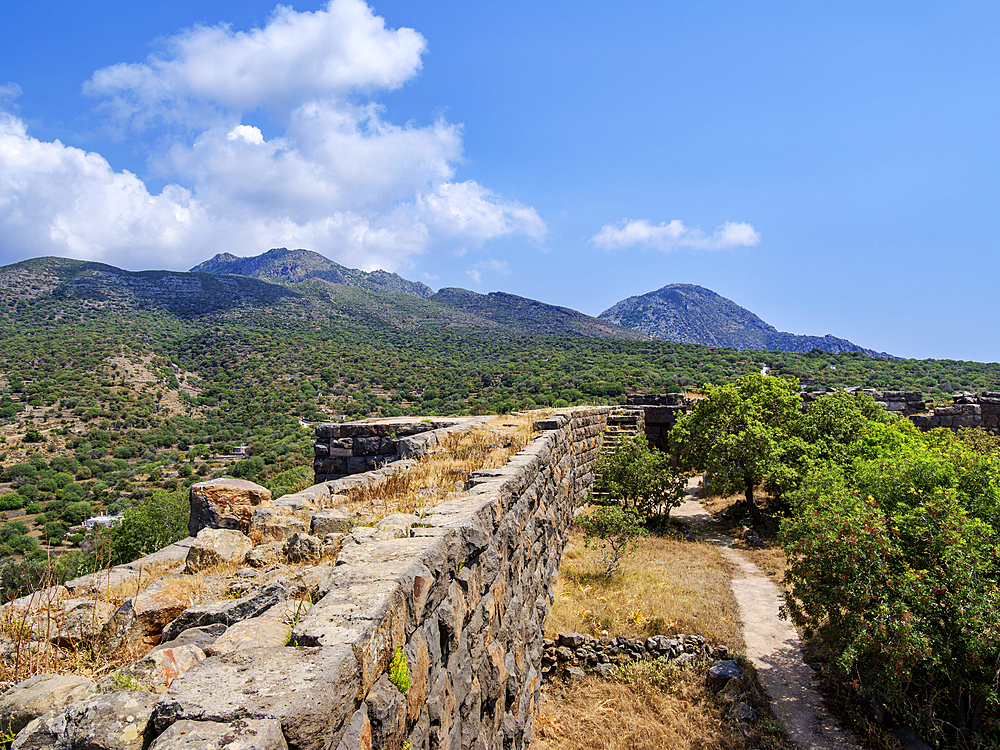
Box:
<box><xmin>188</xmin><ymin>479</ymin><xmax>272</xmax><ymax>536</ymax></box>
<box><xmin>149</xmin><ymin>718</ymin><xmax>288</xmax><ymax>750</ymax></box>
<box><xmin>12</xmin><ymin>690</ymin><xmax>157</xmax><ymax>750</ymax></box>
<box><xmin>248</xmin><ymin>507</ymin><xmax>308</xmax><ymax>544</ymax></box>
<box><xmin>184</xmin><ymin>528</ymin><xmax>253</xmax><ymax>574</ymax></box>
<box><xmin>0</xmin><ymin>673</ymin><xmax>94</xmax><ymax>736</ymax></box>
<box><xmin>152</xmin><ymin>645</ymin><xmax>360</xmax><ymax>750</ymax></box>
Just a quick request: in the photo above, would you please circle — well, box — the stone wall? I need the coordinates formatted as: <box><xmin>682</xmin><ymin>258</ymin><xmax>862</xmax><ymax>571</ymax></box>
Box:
<box><xmin>313</xmin><ymin>418</ymin><xmax>490</xmax><ymax>482</ymax></box>
<box><xmin>910</xmin><ymin>392</ymin><xmax>1000</xmax><ymax>432</ymax></box>
<box><xmin>137</xmin><ymin>407</ymin><xmax>609</xmax><ymax>749</ymax></box>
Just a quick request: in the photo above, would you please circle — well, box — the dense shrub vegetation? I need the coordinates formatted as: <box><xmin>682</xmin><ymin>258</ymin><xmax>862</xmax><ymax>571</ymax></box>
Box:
<box><xmin>673</xmin><ymin>375</ymin><xmax>999</xmax><ymax>747</ymax></box>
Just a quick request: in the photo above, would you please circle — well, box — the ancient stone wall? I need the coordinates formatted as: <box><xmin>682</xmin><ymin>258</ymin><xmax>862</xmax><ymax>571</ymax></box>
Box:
<box><xmin>1</xmin><ymin>409</ymin><xmax>611</xmax><ymax>749</ymax></box>
<box><xmin>313</xmin><ymin>417</ymin><xmax>490</xmax><ymax>482</ymax></box>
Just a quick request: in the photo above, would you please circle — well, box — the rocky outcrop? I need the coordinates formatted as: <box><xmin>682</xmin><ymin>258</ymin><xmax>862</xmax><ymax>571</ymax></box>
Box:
<box><xmin>188</xmin><ymin>479</ymin><xmax>272</xmax><ymax>537</ymax></box>
<box><xmin>0</xmin><ymin>674</ymin><xmax>95</xmax><ymax>736</ymax></box>
<box><xmin>184</xmin><ymin>528</ymin><xmax>253</xmax><ymax>573</ymax></box>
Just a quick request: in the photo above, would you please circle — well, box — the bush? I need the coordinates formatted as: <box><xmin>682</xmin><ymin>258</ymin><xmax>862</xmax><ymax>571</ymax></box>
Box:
<box><xmin>781</xmin><ymin>438</ymin><xmax>1000</xmax><ymax>745</ymax></box>
<box><xmin>593</xmin><ymin>435</ymin><xmax>684</xmax><ymax>517</ymax></box>
<box><xmin>0</xmin><ymin>493</ymin><xmax>25</xmax><ymax>511</ymax></box>
<box><xmin>575</xmin><ymin>505</ymin><xmax>649</xmax><ymax>578</ymax></box>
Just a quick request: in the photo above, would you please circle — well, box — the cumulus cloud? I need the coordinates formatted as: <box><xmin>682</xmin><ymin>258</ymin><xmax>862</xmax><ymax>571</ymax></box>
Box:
<box><xmin>592</xmin><ymin>219</ymin><xmax>760</xmax><ymax>251</ymax></box>
<box><xmin>84</xmin><ymin>0</ymin><xmax>426</xmax><ymax>128</ymax></box>
<box><xmin>0</xmin><ymin>0</ymin><xmax>545</xmax><ymax>271</ymax></box>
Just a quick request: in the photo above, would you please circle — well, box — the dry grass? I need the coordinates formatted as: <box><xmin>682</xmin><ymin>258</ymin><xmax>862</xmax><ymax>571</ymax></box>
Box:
<box><xmin>546</xmin><ymin>526</ymin><xmax>746</xmax><ymax>654</ymax></box>
<box><xmin>534</xmin><ymin>671</ymin><xmax>742</xmax><ymax>750</ymax></box>
<box><xmin>340</xmin><ymin>416</ymin><xmax>534</xmax><ymax>523</ymax></box>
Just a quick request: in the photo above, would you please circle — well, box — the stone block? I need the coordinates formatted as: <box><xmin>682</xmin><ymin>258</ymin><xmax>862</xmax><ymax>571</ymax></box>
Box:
<box><xmin>189</xmin><ymin>479</ymin><xmax>272</xmax><ymax>537</ymax></box>
<box><xmin>97</xmin><ymin>645</ymin><xmax>205</xmax><ymax>694</ymax></box>
<box><xmin>185</xmin><ymin>528</ymin><xmax>253</xmax><ymax>574</ymax></box>
<box><xmin>13</xmin><ymin>690</ymin><xmax>157</xmax><ymax>750</ymax></box>
<box><xmin>149</xmin><ymin>718</ymin><xmax>288</xmax><ymax>750</ymax></box>
<box><xmin>205</xmin><ymin>617</ymin><xmax>291</xmax><ymax>657</ymax></box>
<box><xmin>311</xmin><ymin>508</ymin><xmax>358</xmax><ymax>536</ymax></box>
<box><xmin>152</xmin><ymin>646</ymin><xmax>360</xmax><ymax>750</ymax></box>
<box><xmin>340</xmin><ymin>424</ymin><xmax>378</xmax><ymax>438</ymax></box>
<box><xmin>314</xmin><ymin>423</ymin><xmax>340</xmax><ymax>439</ymax></box>
<box><xmin>161</xmin><ymin>580</ymin><xmax>289</xmax><ymax>643</ymax></box>
<box><xmin>0</xmin><ymin>673</ymin><xmax>94</xmax><ymax>736</ymax></box>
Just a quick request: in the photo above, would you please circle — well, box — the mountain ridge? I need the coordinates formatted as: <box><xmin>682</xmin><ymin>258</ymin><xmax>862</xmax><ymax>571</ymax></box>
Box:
<box><xmin>190</xmin><ymin>247</ymin><xmax>435</xmax><ymax>299</ymax></box>
<box><xmin>599</xmin><ymin>283</ymin><xmax>890</xmax><ymax>357</ymax></box>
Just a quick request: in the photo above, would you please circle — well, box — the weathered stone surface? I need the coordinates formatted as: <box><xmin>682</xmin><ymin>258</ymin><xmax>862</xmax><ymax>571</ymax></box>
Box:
<box><xmin>151</xmin><ymin>623</ymin><xmax>228</xmax><ymax>656</ymax></box>
<box><xmin>12</xmin><ymin>690</ymin><xmax>157</xmax><ymax>750</ymax></box>
<box><xmin>98</xmin><ymin>645</ymin><xmax>206</xmax><ymax>694</ymax></box>
<box><xmin>149</xmin><ymin>718</ymin><xmax>288</xmax><ymax>750</ymax></box>
<box><xmin>161</xmin><ymin>580</ymin><xmax>289</xmax><ymax>643</ymax></box>
<box><xmin>32</xmin><ymin>598</ymin><xmax>117</xmax><ymax>649</ymax></box>
<box><xmin>101</xmin><ymin>578</ymin><xmax>195</xmax><ymax>653</ymax></box>
<box><xmin>310</xmin><ymin>508</ymin><xmax>357</xmax><ymax>536</ymax></box>
<box><xmin>262</xmin><ymin>599</ymin><xmax>312</xmax><ymax>625</ymax></box>
<box><xmin>248</xmin><ymin>507</ymin><xmax>309</xmax><ymax>544</ymax></box>
<box><xmin>707</xmin><ymin>660</ymin><xmax>742</xmax><ymax>690</ymax></box>
<box><xmin>376</xmin><ymin>514</ymin><xmax>421</xmax><ymax>539</ymax></box>
<box><xmin>335</xmin><ymin>704</ymin><xmax>371</xmax><ymax>750</ymax></box>
<box><xmin>185</xmin><ymin>528</ymin><xmax>253</xmax><ymax>574</ymax></box>
<box><xmin>283</xmin><ymin>532</ymin><xmax>322</xmax><ymax>563</ymax></box>
<box><xmin>189</xmin><ymin>479</ymin><xmax>273</xmax><ymax>537</ymax></box>
<box><xmin>0</xmin><ymin>673</ymin><xmax>94</xmax><ymax>736</ymax></box>
<box><xmin>247</xmin><ymin>541</ymin><xmax>285</xmax><ymax>568</ymax></box>
<box><xmin>152</xmin><ymin>645</ymin><xmax>360</xmax><ymax>750</ymax></box>
<box><xmin>204</xmin><ymin>617</ymin><xmax>290</xmax><ymax>657</ymax></box>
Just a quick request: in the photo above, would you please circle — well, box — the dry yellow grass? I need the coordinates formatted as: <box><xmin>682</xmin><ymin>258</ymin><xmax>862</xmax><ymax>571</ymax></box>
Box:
<box><xmin>546</xmin><ymin>527</ymin><xmax>746</xmax><ymax>654</ymax></box>
<box><xmin>340</xmin><ymin>415</ymin><xmax>534</xmax><ymax>523</ymax></box>
<box><xmin>534</xmin><ymin>671</ymin><xmax>742</xmax><ymax>750</ymax></box>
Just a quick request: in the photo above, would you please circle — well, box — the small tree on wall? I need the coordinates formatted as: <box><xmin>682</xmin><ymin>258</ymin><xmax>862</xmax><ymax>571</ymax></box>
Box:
<box><xmin>593</xmin><ymin>434</ymin><xmax>685</xmax><ymax>518</ymax></box>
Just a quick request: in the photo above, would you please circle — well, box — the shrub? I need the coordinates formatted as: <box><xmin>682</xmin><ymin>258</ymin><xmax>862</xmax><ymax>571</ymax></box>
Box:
<box><xmin>575</xmin><ymin>505</ymin><xmax>649</xmax><ymax>578</ymax></box>
<box><xmin>593</xmin><ymin>435</ymin><xmax>684</xmax><ymax>517</ymax></box>
<box><xmin>389</xmin><ymin>647</ymin><xmax>410</xmax><ymax>693</ymax></box>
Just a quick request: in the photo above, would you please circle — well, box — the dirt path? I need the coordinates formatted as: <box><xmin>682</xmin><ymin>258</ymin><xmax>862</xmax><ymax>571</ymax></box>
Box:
<box><xmin>673</xmin><ymin>484</ymin><xmax>860</xmax><ymax>750</ymax></box>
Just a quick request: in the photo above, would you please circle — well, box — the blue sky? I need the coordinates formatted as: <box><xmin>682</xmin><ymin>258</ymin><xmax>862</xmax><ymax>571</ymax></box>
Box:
<box><xmin>2</xmin><ymin>1</ymin><xmax>999</xmax><ymax>362</ymax></box>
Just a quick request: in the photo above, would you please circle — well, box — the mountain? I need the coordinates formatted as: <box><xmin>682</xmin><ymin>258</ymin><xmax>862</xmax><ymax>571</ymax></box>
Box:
<box><xmin>598</xmin><ymin>283</ymin><xmax>889</xmax><ymax>356</ymax></box>
<box><xmin>190</xmin><ymin>248</ymin><xmax>434</xmax><ymax>299</ymax></box>
<box><xmin>431</xmin><ymin>288</ymin><xmax>648</xmax><ymax>340</ymax></box>
<box><xmin>0</xmin><ymin>256</ymin><xmax>297</xmax><ymax>317</ymax></box>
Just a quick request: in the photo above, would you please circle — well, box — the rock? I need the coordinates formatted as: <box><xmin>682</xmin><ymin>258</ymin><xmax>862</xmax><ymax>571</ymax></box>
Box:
<box><xmin>563</xmin><ymin>666</ymin><xmax>586</xmax><ymax>683</ymax></box>
<box><xmin>101</xmin><ymin>579</ymin><xmax>195</xmax><ymax>654</ymax></box>
<box><xmin>555</xmin><ymin>647</ymin><xmax>573</xmax><ymax>662</ymax></box>
<box><xmin>557</xmin><ymin>633</ymin><xmax>585</xmax><ymax>649</ymax></box>
<box><xmin>335</xmin><ymin>705</ymin><xmax>371</xmax><ymax>750</ymax></box>
<box><xmin>151</xmin><ymin>624</ymin><xmax>228</xmax><ymax>656</ymax></box>
<box><xmin>149</xmin><ymin>718</ymin><xmax>288</xmax><ymax>750</ymax></box>
<box><xmin>309</xmin><ymin>509</ymin><xmax>357</xmax><ymax>537</ymax></box>
<box><xmin>262</xmin><ymin>599</ymin><xmax>312</xmax><ymax>626</ymax></box>
<box><xmin>674</xmin><ymin>653</ymin><xmax>697</xmax><ymax>667</ymax></box>
<box><xmin>376</xmin><ymin>514</ymin><xmax>421</xmax><ymax>539</ymax></box>
<box><xmin>160</xmin><ymin>580</ymin><xmax>289</xmax><ymax>643</ymax></box>
<box><xmin>0</xmin><ymin>673</ymin><xmax>94</xmax><ymax>736</ymax></box>
<box><xmin>185</xmin><ymin>528</ymin><xmax>253</xmax><ymax>574</ymax></box>
<box><xmin>12</xmin><ymin>690</ymin><xmax>157</xmax><ymax>750</ymax></box>
<box><xmin>204</xmin><ymin>617</ymin><xmax>290</xmax><ymax>657</ymax></box>
<box><xmin>97</xmin><ymin>645</ymin><xmax>206</xmax><ymax>694</ymax></box>
<box><xmin>594</xmin><ymin>663</ymin><xmax>617</xmax><ymax>679</ymax></box>
<box><xmin>152</xmin><ymin>645</ymin><xmax>360</xmax><ymax>750</ymax></box>
<box><xmin>283</xmin><ymin>533</ymin><xmax>322</xmax><ymax>564</ymax></box>
<box><xmin>189</xmin><ymin>479</ymin><xmax>272</xmax><ymax>537</ymax></box>
<box><xmin>248</xmin><ymin>507</ymin><xmax>308</xmax><ymax>544</ymax></box>
<box><xmin>247</xmin><ymin>541</ymin><xmax>285</xmax><ymax>569</ymax></box>
<box><xmin>706</xmin><ymin>660</ymin><xmax>742</xmax><ymax>690</ymax></box>
<box><xmin>34</xmin><ymin>598</ymin><xmax>117</xmax><ymax>649</ymax></box>
<box><xmin>730</xmin><ymin>702</ymin><xmax>755</xmax><ymax>720</ymax></box>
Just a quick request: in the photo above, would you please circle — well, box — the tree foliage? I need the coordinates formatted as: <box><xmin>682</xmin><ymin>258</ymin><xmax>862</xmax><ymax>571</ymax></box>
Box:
<box><xmin>575</xmin><ymin>506</ymin><xmax>649</xmax><ymax>578</ymax></box>
<box><xmin>593</xmin><ymin>435</ymin><xmax>684</xmax><ymax>516</ymax></box>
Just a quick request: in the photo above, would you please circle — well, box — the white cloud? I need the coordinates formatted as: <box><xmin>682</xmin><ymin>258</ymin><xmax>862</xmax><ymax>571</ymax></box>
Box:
<box><xmin>84</xmin><ymin>0</ymin><xmax>426</xmax><ymax>128</ymax></box>
<box><xmin>592</xmin><ymin>218</ymin><xmax>760</xmax><ymax>251</ymax></box>
<box><xmin>466</xmin><ymin>258</ymin><xmax>509</xmax><ymax>285</ymax></box>
<box><xmin>0</xmin><ymin>0</ymin><xmax>546</xmax><ymax>271</ymax></box>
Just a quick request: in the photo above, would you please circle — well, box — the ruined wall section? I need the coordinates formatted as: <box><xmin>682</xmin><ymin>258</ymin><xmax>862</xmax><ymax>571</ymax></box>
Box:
<box><xmin>152</xmin><ymin>407</ymin><xmax>610</xmax><ymax>750</ymax></box>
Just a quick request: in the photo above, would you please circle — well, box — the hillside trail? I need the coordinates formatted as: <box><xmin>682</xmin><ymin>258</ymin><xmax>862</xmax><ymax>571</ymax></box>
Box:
<box><xmin>672</xmin><ymin>478</ymin><xmax>860</xmax><ymax>750</ymax></box>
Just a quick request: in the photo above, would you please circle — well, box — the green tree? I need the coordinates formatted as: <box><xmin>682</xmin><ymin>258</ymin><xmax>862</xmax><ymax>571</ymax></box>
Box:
<box><xmin>593</xmin><ymin>435</ymin><xmax>684</xmax><ymax>517</ymax></box>
<box><xmin>106</xmin><ymin>489</ymin><xmax>190</xmax><ymax>565</ymax></box>
<box><xmin>671</xmin><ymin>374</ymin><xmax>801</xmax><ymax>524</ymax></box>
<box><xmin>575</xmin><ymin>506</ymin><xmax>649</xmax><ymax>578</ymax></box>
